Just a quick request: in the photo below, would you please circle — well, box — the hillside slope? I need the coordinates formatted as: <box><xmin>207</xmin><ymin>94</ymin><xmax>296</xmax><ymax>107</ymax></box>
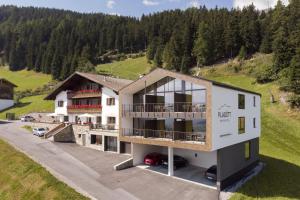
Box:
<box><xmin>96</xmin><ymin>56</ymin><xmax>152</xmax><ymax>80</ymax></box>
<box><xmin>0</xmin><ymin>67</ymin><xmax>53</xmax><ymax>119</ymax></box>
<box><xmin>194</xmin><ymin>54</ymin><xmax>300</xmax><ymax>199</ymax></box>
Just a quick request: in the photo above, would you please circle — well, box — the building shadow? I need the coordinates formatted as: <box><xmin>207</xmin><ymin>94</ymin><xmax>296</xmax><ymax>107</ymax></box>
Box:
<box><xmin>234</xmin><ymin>154</ymin><xmax>300</xmax><ymax>199</ymax></box>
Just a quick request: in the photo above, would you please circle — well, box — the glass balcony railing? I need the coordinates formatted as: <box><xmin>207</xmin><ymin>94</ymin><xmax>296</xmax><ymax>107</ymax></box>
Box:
<box><xmin>121</xmin><ymin>128</ymin><xmax>206</xmax><ymax>143</ymax></box>
<box><xmin>122</xmin><ymin>102</ymin><xmax>206</xmax><ymax>113</ymax></box>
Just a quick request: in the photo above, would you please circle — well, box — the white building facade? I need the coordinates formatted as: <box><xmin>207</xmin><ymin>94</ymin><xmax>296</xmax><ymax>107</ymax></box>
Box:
<box><xmin>46</xmin><ymin>72</ymin><xmax>132</xmax><ymax>153</ymax></box>
<box><xmin>119</xmin><ymin>68</ymin><xmax>261</xmax><ymax>190</ymax></box>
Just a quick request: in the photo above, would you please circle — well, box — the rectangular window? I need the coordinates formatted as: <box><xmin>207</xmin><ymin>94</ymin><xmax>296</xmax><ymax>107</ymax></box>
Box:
<box><xmin>238</xmin><ymin>94</ymin><xmax>245</xmax><ymax>109</ymax></box>
<box><xmin>238</xmin><ymin>117</ymin><xmax>245</xmax><ymax>134</ymax></box>
<box><xmin>107</xmin><ymin>117</ymin><xmax>116</xmax><ymax>124</ymax></box>
<box><xmin>253</xmin><ymin>96</ymin><xmax>256</xmax><ymax>107</ymax></box>
<box><xmin>253</xmin><ymin>118</ymin><xmax>256</xmax><ymax>128</ymax></box>
<box><xmin>57</xmin><ymin>101</ymin><xmax>64</xmax><ymax>107</ymax></box>
<box><xmin>106</xmin><ymin>98</ymin><xmax>115</xmax><ymax>106</ymax></box>
<box><xmin>91</xmin><ymin>135</ymin><xmax>102</xmax><ymax>145</ymax></box>
<box><xmin>245</xmin><ymin>142</ymin><xmax>251</xmax><ymax>160</ymax></box>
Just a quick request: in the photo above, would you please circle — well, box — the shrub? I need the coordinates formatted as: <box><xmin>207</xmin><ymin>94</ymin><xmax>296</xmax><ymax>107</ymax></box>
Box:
<box><xmin>287</xmin><ymin>94</ymin><xmax>300</xmax><ymax>109</ymax></box>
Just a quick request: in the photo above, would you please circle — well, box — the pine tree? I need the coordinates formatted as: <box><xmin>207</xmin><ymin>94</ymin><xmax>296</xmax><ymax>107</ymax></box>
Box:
<box><xmin>153</xmin><ymin>45</ymin><xmax>163</xmax><ymax>67</ymax></box>
<box><xmin>193</xmin><ymin>22</ymin><xmax>212</xmax><ymax>67</ymax></box>
<box><xmin>163</xmin><ymin>31</ymin><xmax>182</xmax><ymax>71</ymax></box>
<box><xmin>272</xmin><ymin>26</ymin><xmax>291</xmax><ymax>73</ymax></box>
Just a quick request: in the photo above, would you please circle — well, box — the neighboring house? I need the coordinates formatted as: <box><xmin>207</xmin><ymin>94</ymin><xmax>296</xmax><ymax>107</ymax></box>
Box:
<box><xmin>0</xmin><ymin>78</ymin><xmax>16</xmax><ymax>111</ymax></box>
<box><xmin>119</xmin><ymin>68</ymin><xmax>261</xmax><ymax>190</ymax></box>
<box><xmin>45</xmin><ymin>72</ymin><xmax>132</xmax><ymax>153</ymax></box>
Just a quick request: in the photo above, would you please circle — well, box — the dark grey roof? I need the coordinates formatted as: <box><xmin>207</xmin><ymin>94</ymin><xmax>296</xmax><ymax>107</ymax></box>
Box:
<box><xmin>0</xmin><ymin>78</ymin><xmax>17</xmax><ymax>87</ymax></box>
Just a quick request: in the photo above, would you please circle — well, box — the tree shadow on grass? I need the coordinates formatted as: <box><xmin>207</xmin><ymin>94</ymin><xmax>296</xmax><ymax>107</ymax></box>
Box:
<box><xmin>234</xmin><ymin>155</ymin><xmax>300</xmax><ymax>199</ymax></box>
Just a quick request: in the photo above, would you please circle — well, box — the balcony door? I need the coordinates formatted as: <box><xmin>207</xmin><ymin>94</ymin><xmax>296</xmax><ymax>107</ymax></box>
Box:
<box><xmin>174</xmin><ymin>93</ymin><xmax>192</xmax><ymax>112</ymax></box>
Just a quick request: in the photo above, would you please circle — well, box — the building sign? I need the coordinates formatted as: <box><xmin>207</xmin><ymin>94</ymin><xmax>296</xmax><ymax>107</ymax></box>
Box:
<box><xmin>217</xmin><ymin>104</ymin><xmax>232</xmax><ymax>122</ymax></box>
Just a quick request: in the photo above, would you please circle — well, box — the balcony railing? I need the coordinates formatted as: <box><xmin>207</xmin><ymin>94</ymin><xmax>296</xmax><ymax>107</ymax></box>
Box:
<box><xmin>68</xmin><ymin>89</ymin><xmax>101</xmax><ymax>99</ymax></box>
<box><xmin>121</xmin><ymin>128</ymin><xmax>206</xmax><ymax>143</ymax></box>
<box><xmin>67</xmin><ymin>104</ymin><xmax>102</xmax><ymax>109</ymax></box>
<box><xmin>90</xmin><ymin>124</ymin><xmax>118</xmax><ymax>131</ymax></box>
<box><xmin>67</xmin><ymin>104</ymin><xmax>102</xmax><ymax>113</ymax></box>
<box><xmin>123</xmin><ymin>102</ymin><xmax>206</xmax><ymax>113</ymax></box>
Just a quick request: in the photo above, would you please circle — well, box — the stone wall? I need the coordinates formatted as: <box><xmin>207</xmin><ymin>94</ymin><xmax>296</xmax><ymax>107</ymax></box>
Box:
<box><xmin>53</xmin><ymin>125</ymin><xmax>76</xmax><ymax>143</ymax></box>
<box><xmin>72</xmin><ymin>124</ymin><xmax>90</xmax><ymax>145</ymax></box>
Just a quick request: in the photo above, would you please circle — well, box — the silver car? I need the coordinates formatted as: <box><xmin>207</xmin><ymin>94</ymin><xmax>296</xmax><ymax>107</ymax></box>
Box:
<box><xmin>32</xmin><ymin>128</ymin><xmax>47</xmax><ymax>137</ymax></box>
<box><xmin>21</xmin><ymin>116</ymin><xmax>35</xmax><ymax>122</ymax></box>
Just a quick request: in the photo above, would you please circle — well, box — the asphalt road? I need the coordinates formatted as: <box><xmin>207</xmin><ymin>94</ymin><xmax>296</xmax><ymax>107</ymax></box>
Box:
<box><xmin>0</xmin><ymin>120</ymin><xmax>219</xmax><ymax>200</ymax></box>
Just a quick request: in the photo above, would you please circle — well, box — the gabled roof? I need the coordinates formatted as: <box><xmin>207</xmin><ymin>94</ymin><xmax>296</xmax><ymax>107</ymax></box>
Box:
<box><xmin>0</xmin><ymin>78</ymin><xmax>17</xmax><ymax>87</ymax></box>
<box><xmin>45</xmin><ymin>72</ymin><xmax>133</xmax><ymax>100</ymax></box>
<box><xmin>119</xmin><ymin>68</ymin><xmax>261</xmax><ymax>96</ymax></box>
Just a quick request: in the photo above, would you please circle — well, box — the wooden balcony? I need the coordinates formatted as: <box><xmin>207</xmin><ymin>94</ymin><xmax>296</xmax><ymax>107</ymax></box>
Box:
<box><xmin>122</xmin><ymin>103</ymin><xmax>206</xmax><ymax>119</ymax></box>
<box><xmin>67</xmin><ymin>104</ymin><xmax>102</xmax><ymax>113</ymax></box>
<box><xmin>68</xmin><ymin>89</ymin><xmax>101</xmax><ymax>99</ymax></box>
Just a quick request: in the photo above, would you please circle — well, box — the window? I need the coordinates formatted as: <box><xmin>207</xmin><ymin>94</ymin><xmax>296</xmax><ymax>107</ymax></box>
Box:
<box><xmin>253</xmin><ymin>96</ymin><xmax>256</xmax><ymax>107</ymax></box>
<box><xmin>91</xmin><ymin>135</ymin><xmax>102</xmax><ymax>145</ymax></box>
<box><xmin>245</xmin><ymin>142</ymin><xmax>251</xmax><ymax>160</ymax></box>
<box><xmin>238</xmin><ymin>117</ymin><xmax>245</xmax><ymax>134</ymax></box>
<box><xmin>238</xmin><ymin>94</ymin><xmax>245</xmax><ymax>109</ymax></box>
<box><xmin>253</xmin><ymin>118</ymin><xmax>256</xmax><ymax>128</ymax></box>
<box><xmin>107</xmin><ymin>117</ymin><xmax>116</xmax><ymax>124</ymax></box>
<box><xmin>57</xmin><ymin>101</ymin><xmax>64</xmax><ymax>107</ymax></box>
<box><xmin>106</xmin><ymin>98</ymin><xmax>115</xmax><ymax>106</ymax></box>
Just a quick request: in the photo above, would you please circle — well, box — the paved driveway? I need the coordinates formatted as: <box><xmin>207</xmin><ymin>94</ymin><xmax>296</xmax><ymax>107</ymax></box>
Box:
<box><xmin>0</xmin><ymin>121</ymin><xmax>218</xmax><ymax>200</ymax></box>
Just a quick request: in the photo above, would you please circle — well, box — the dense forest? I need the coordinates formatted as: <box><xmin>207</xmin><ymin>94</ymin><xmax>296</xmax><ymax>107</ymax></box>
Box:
<box><xmin>0</xmin><ymin>1</ymin><xmax>299</xmax><ymax>104</ymax></box>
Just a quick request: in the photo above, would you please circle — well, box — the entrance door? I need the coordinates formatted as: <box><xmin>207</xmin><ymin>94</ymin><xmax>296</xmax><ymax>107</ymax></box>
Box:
<box><xmin>104</xmin><ymin>136</ymin><xmax>117</xmax><ymax>152</ymax></box>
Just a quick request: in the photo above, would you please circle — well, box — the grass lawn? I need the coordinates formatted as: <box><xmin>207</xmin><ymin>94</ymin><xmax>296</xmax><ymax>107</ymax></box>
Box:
<box><xmin>0</xmin><ymin>139</ymin><xmax>88</xmax><ymax>200</ymax></box>
<box><xmin>96</xmin><ymin>56</ymin><xmax>152</xmax><ymax>80</ymax></box>
<box><xmin>0</xmin><ymin>67</ymin><xmax>52</xmax><ymax>91</ymax></box>
<box><xmin>0</xmin><ymin>95</ymin><xmax>53</xmax><ymax>119</ymax></box>
<box><xmin>199</xmin><ymin>69</ymin><xmax>300</xmax><ymax>199</ymax></box>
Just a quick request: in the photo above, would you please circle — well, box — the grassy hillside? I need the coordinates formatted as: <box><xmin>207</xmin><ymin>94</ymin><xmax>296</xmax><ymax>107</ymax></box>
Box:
<box><xmin>0</xmin><ymin>67</ymin><xmax>53</xmax><ymax>119</ymax></box>
<box><xmin>96</xmin><ymin>56</ymin><xmax>152</xmax><ymax>80</ymax></box>
<box><xmin>0</xmin><ymin>139</ymin><xmax>88</xmax><ymax>200</ymax></box>
<box><xmin>0</xmin><ymin>95</ymin><xmax>53</xmax><ymax>119</ymax></box>
<box><xmin>0</xmin><ymin>67</ymin><xmax>52</xmax><ymax>91</ymax></box>
<box><xmin>195</xmin><ymin>54</ymin><xmax>300</xmax><ymax>199</ymax></box>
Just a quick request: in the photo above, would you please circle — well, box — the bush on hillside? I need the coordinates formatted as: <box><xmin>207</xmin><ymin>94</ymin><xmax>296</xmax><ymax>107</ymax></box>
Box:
<box><xmin>287</xmin><ymin>94</ymin><xmax>300</xmax><ymax>108</ymax></box>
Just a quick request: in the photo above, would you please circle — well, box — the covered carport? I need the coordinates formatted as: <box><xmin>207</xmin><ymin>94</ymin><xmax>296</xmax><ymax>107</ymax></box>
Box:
<box><xmin>132</xmin><ymin>143</ymin><xmax>217</xmax><ymax>189</ymax></box>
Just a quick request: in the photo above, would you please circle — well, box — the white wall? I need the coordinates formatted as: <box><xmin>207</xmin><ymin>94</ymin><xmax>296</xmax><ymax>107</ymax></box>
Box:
<box><xmin>211</xmin><ymin>85</ymin><xmax>261</xmax><ymax>151</ymax></box>
<box><xmin>0</xmin><ymin>99</ymin><xmax>14</xmax><ymax>111</ymax></box>
<box><xmin>54</xmin><ymin>91</ymin><xmax>69</xmax><ymax>115</ymax></box>
<box><xmin>101</xmin><ymin>87</ymin><xmax>119</xmax><ymax>128</ymax></box>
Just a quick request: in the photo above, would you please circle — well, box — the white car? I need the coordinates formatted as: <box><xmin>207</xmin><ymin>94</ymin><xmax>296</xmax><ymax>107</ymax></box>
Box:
<box><xmin>33</xmin><ymin>128</ymin><xmax>47</xmax><ymax>137</ymax></box>
<box><xmin>21</xmin><ymin>116</ymin><xmax>35</xmax><ymax>122</ymax></box>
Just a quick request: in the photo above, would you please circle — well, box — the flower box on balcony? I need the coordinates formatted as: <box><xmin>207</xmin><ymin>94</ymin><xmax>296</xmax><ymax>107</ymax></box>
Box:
<box><xmin>67</xmin><ymin>104</ymin><xmax>102</xmax><ymax>109</ymax></box>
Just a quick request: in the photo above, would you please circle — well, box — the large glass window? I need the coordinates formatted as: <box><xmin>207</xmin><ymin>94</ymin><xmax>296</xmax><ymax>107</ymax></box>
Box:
<box><xmin>238</xmin><ymin>117</ymin><xmax>245</xmax><ymax>134</ymax></box>
<box><xmin>133</xmin><ymin>77</ymin><xmax>207</xmax><ymax>106</ymax></box>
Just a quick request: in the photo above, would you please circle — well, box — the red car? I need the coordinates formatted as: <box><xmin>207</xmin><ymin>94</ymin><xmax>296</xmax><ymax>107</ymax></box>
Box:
<box><xmin>144</xmin><ymin>153</ymin><xmax>163</xmax><ymax>166</ymax></box>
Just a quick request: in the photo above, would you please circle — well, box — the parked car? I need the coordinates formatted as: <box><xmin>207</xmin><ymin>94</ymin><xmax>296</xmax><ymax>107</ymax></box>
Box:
<box><xmin>144</xmin><ymin>153</ymin><xmax>163</xmax><ymax>166</ymax></box>
<box><xmin>32</xmin><ymin>128</ymin><xmax>47</xmax><ymax>137</ymax></box>
<box><xmin>21</xmin><ymin>116</ymin><xmax>35</xmax><ymax>122</ymax></box>
<box><xmin>161</xmin><ymin>155</ymin><xmax>188</xmax><ymax>169</ymax></box>
<box><xmin>205</xmin><ymin>165</ymin><xmax>217</xmax><ymax>181</ymax></box>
